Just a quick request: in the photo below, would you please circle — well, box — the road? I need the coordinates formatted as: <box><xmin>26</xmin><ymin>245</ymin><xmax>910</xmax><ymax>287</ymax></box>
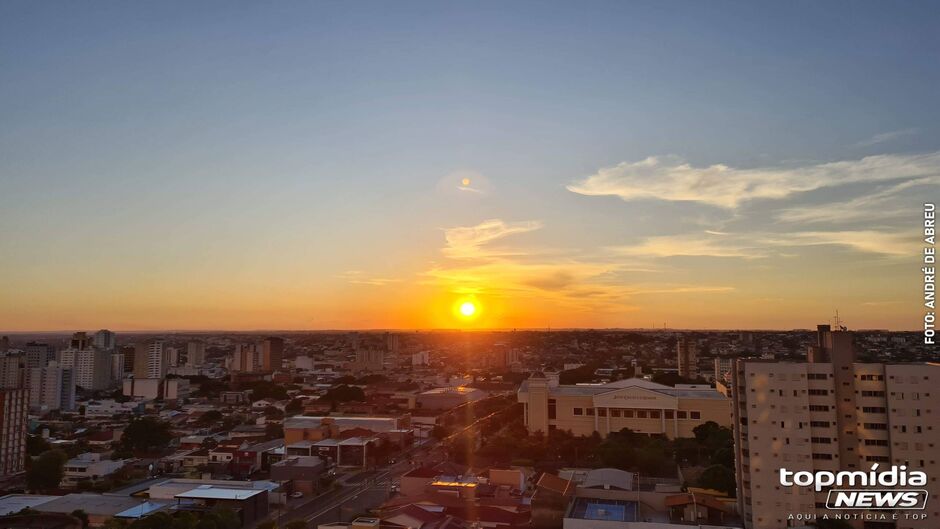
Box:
<box><xmin>268</xmin><ymin>443</ymin><xmax>434</xmax><ymax>528</ymax></box>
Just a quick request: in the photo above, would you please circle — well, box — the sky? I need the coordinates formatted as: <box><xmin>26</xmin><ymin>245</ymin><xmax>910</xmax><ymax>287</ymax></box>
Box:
<box><xmin>2</xmin><ymin>1</ymin><xmax>939</xmax><ymax>331</ymax></box>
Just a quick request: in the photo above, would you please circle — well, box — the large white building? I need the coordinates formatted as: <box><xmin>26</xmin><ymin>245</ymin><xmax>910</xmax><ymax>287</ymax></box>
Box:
<box><xmin>732</xmin><ymin>325</ymin><xmax>940</xmax><ymax>529</ymax></box>
<box><xmin>186</xmin><ymin>340</ymin><xmax>206</xmax><ymax>367</ymax></box>
<box><xmin>28</xmin><ymin>361</ymin><xmax>75</xmax><ymax>412</ymax></box>
<box><xmin>0</xmin><ymin>352</ymin><xmax>24</xmax><ymax>389</ymax></box>
<box><xmin>57</xmin><ymin>348</ymin><xmax>111</xmax><ymax>390</ymax></box>
<box><xmin>133</xmin><ymin>339</ymin><xmax>168</xmax><ymax>379</ymax></box>
<box><xmin>92</xmin><ymin>329</ymin><xmax>116</xmax><ymax>351</ymax></box>
<box><xmin>518</xmin><ymin>374</ymin><xmax>730</xmax><ymax>439</ymax></box>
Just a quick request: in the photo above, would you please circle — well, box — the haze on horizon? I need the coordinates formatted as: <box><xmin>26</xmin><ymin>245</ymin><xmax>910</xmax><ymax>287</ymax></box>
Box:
<box><xmin>2</xmin><ymin>2</ymin><xmax>939</xmax><ymax>332</ymax></box>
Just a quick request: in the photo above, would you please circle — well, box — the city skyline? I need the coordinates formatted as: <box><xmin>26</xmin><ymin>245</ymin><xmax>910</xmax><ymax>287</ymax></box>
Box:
<box><xmin>3</xmin><ymin>2</ymin><xmax>939</xmax><ymax>331</ymax></box>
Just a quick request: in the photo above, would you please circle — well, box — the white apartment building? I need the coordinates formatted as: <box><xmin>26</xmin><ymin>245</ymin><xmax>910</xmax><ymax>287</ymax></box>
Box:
<box><xmin>28</xmin><ymin>361</ymin><xmax>75</xmax><ymax>412</ymax></box>
<box><xmin>133</xmin><ymin>339</ymin><xmax>168</xmax><ymax>379</ymax></box>
<box><xmin>57</xmin><ymin>348</ymin><xmax>111</xmax><ymax>390</ymax></box>
<box><xmin>732</xmin><ymin>325</ymin><xmax>940</xmax><ymax>529</ymax></box>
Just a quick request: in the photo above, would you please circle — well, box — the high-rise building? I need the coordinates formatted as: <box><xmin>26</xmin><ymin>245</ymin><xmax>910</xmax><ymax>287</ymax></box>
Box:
<box><xmin>110</xmin><ymin>352</ymin><xmax>125</xmax><ymax>382</ymax></box>
<box><xmin>385</xmin><ymin>332</ymin><xmax>400</xmax><ymax>356</ymax></box>
<box><xmin>676</xmin><ymin>337</ymin><xmax>698</xmax><ymax>379</ymax></box>
<box><xmin>261</xmin><ymin>337</ymin><xmax>284</xmax><ymax>372</ymax></box>
<box><xmin>133</xmin><ymin>339</ymin><xmax>168</xmax><ymax>379</ymax></box>
<box><xmin>69</xmin><ymin>332</ymin><xmax>91</xmax><ymax>351</ymax></box>
<box><xmin>28</xmin><ymin>361</ymin><xmax>75</xmax><ymax>412</ymax></box>
<box><xmin>92</xmin><ymin>329</ymin><xmax>116</xmax><ymax>351</ymax></box>
<box><xmin>186</xmin><ymin>340</ymin><xmax>206</xmax><ymax>367</ymax></box>
<box><xmin>732</xmin><ymin>325</ymin><xmax>940</xmax><ymax>529</ymax></box>
<box><xmin>713</xmin><ymin>357</ymin><xmax>733</xmax><ymax>384</ymax></box>
<box><xmin>0</xmin><ymin>352</ymin><xmax>25</xmax><ymax>389</ymax></box>
<box><xmin>353</xmin><ymin>348</ymin><xmax>384</xmax><ymax>372</ymax></box>
<box><xmin>232</xmin><ymin>343</ymin><xmax>260</xmax><ymax>372</ymax></box>
<box><xmin>0</xmin><ymin>389</ymin><xmax>28</xmax><ymax>478</ymax></box>
<box><xmin>167</xmin><ymin>346</ymin><xmax>180</xmax><ymax>368</ymax></box>
<box><xmin>57</xmin><ymin>348</ymin><xmax>111</xmax><ymax>390</ymax></box>
<box><xmin>0</xmin><ymin>336</ymin><xmax>10</xmax><ymax>352</ymax></box>
<box><xmin>24</xmin><ymin>342</ymin><xmax>56</xmax><ymax>370</ymax></box>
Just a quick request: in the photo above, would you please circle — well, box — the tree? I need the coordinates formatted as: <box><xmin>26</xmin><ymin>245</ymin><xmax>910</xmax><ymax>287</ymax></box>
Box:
<box><xmin>198</xmin><ymin>409</ymin><xmax>224</xmax><ymax>426</ymax></box>
<box><xmin>265</xmin><ymin>422</ymin><xmax>284</xmax><ymax>439</ymax></box>
<box><xmin>697</xmin><ymin>464</ymin><xmax>736</xmax><ymax>496</ymax></box>
<box><xmin>70</xmin><ymin>509</ymin><xmax>89</xmax><ymax>529</ymax></box>
<box><xmin>285</xmin><ymin>398</ymin><xmax>304</xmax><ymax>415</ymax></box>
<box><xmin>26</xmin><ymin>435</ymin><xmax>51</xmax><ymax>456</ymax></box>
<box><xmin>120</xmin><ymin>417</ymin><xmax>173</xmax><ymax>454</ymax></box>
<box><xmin>321</xmin><ymin>385</ymin><xmax>365</xmax><ymax>403</ymax></box>
<box><xmin>27</xmin><ymin>449</ymin><xmax>67</xmax><ymax>492</ymax></box>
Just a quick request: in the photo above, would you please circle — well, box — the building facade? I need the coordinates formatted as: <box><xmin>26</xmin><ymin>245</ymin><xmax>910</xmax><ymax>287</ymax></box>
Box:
<box><xmin>28</xmin><ymin>361</ymin><xmax>76</xmax><ymax>412</ymax></box>
<box><xmin>518</xmin><ymin>374</ymin><xmax>730</xmax><ymax>439</ymax></box>
<box><xmin>732</xmin><ymin>325</ymin><xmax>940</xmax><ymax>529</ymax></box>
<box><xmin>133</xmin><ymin>339</ymin><xmax>168</xmax><ymax>380</ymax></box>
<box><xmin>0</xmin><ymin>389</ymin><xmax>28</xmax><ymax>478</ymax></box>
<box><xmin>677</xmin><ymin>338</ymin><xmax>698</xmax><ymax>379</ymax></box>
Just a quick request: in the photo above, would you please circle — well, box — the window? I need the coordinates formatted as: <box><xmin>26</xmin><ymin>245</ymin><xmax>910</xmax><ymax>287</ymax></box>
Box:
<box><xmin>809</xmin><ymin>405</ymin><xmax>830</xmax><ymax>412</ymax></box>
<box><xmin>664</xmin><ymin>410</ymin><xmax>674</xmax><ymax>419</ymax></box>
<box><xmin>809</xmin><ymin>389</ymin><xmax>829</xmax><ymax>396</ymax></box>
<box><xmin>690</xmin><ymin>411</ymin><xmax>701</xmax><ymax>420</ymax></box>
<box><xmin>636</xmin><ymin>410</ymin><xmax>647</xmax><ymax>418</ymax></box>
<box><xmin>861</xmin><ymin>391</ymin><xmax>886</xmax><ymax>397</ymax></box>
<box><xmin>862</xmin><ymin>407</ymin><xmax>886</xmax><ymax>413</ymax></box>
<box><xmin>677</xmin><ymin>410</ymin><xmax>688</xmax><ymax>419</ymax></box>
<box><xmin>808</xmin><ymin>373</ymin><xmax>828</xmax><ymax>380</ymax></box>
<box><xmin>597</xmin><ymin>408</ymin><xmax>607</xmax><ymax>417</ymax></box>
<box><xmin>864</xmin><ymin>439</ymin><xmax>889</xmax><ymax>446</ymax></box>
<box><xmin>586</xmin><ymin>408</ymin><xmax>595</xmax><ymax>416</ymax></box>
<box><xmin>623</xmin><ymin>409</ymin><xmax>634</xmax><ymax>418</ymax></box>
<box><xmin>810</xmin><ymin>421</ymin><xmax>831</xmax><ymax>427</ymax></box>
<box><xmin>811</xmin><ymin>437</ymin><xmax>832</xmax><ymax>444</ymax></box>
<box><xmin>863</xmin><ymin>423</ymin><xmax>888</xmax><ymax>430</ymax></box>
<box><xmin>573</xmin><ymin>407</ymin><xmax>583</xmax><ymax>416</ymax></box>
<box><xmin>860</xmin><ymin>374</ymin><xmax>884</xmax><ymax>381</ymax></box>
<box><xmin>610</xmin><ymin>409</ymin><xmax>621</xmax><ymax>418</ymax></box>
<box><xmin>812</xmin><ymin>453</ymin><xmax>833</xmax><ymax>460</ymax></box>
<box><xmin>548</xmin><ymin>399</ymin><xmax>556</xmax><ymax>420</ymax></box>
<box><xmin>650</xmin><ymin>410</ymin><xmax>661</xmax><ymax>419</ymax></box>
<box><xmin>866</xmin><ymin>455</ymin><xmax>890</xmax><ymax>463</ymax></box>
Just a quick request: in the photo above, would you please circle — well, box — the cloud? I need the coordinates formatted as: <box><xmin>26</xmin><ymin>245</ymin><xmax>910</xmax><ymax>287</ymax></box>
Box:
<box><xmin>612</xmin><ymin>233</ymin><xmax>769</xmax><ymax>259</ymax></box>
<box><xmin>856</xmin><ymin>128</ymin><xmax>918</xmax><ymax>148</ymax></box>
<box><xmin>613</xmin><ymin>229</ymin><xmax>916</xmax><ymax>260</ymax></box>
<box><xmin>776</xmin><ymin>177</ymin><xmax>937</xmax><ymax>224</ymax></box>
<box><xmin>774</xmin><ymin>230</ymin><xmax>915</xmax><ymax>257</ymax></box>
<box><xmin>567</xmin><ymin>152</ymin><xmax>940</xmax><ymax>208</ymax></box>
<box><xmin>337</xmin><ymin>271</ymin><xmax>401</xmax><ymax>286</ymax></box>
<box><xmin>443</xmin><ymin>219</ymin><xmax>542</xmax><ymax>259</ymax></box>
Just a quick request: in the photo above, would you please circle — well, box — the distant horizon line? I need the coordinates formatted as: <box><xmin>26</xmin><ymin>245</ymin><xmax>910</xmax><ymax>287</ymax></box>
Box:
<box><xmin>0</xmin><ymin>325</ymin><xmax>921</xmax><ymax>335</ymax></box>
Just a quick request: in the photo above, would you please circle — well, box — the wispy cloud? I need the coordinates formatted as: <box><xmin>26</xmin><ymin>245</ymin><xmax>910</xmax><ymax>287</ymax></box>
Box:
<box><xmin>567</xmin><ymin>152</ymin><xmax>940</xmax><ymax>208</ymax></box>
<box><xmin>776</xmin><ymin>177</ymin><xmax>937</xmax><ymax>224</ymax></box>
<box><xmin>337</xmin><ymin>271</ymin><xmax>402</xmax><ymax>286</ymax></box>
<box><xmin>856</xmin><ymin>128</ymin><xmax>918</xmax><ymax>148</ymax></box>
<box><xmin>613</xmin><ymin>229</ymin><xmax>917</xmax><ymax>259</ymax></box>
<box><xmin>442</xmin><ymin>219</ymin><xmax>542</xmax><ymax>259</ymax></box>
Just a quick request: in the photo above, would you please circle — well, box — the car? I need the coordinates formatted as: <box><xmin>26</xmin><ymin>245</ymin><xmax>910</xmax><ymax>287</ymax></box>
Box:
<box><xmin>290</xmin><ymin>491</ymin><xmax>304</xmax><ymax>499</ymax></box>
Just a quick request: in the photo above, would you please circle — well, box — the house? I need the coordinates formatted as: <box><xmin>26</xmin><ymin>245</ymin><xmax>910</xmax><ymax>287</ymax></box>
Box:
<box><xmin>61</xmin><ymin>453</ymin><xmax>126</xmax><ymax>488</ymax></box>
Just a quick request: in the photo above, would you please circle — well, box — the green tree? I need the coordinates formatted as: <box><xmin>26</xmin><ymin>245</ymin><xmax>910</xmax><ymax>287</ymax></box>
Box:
<box><xmin>26</xmin><ymin>449</ymin><xmax>67</xmax><ymax>492</ymax></box>
<box><xmin>321</xmin><ymin>384</ymin><xmax>365</xmax><ymax>403</ymax></box>
<box><xmin>697</xmin><ymin>464</ymin><xmax>736</xmax><ymax>496</ymax></box>
<box><xmin>26</xmin><ymin>435</ymin><xmax>51</xmax><ymax>456</ymax></box>
<box><xmin>70</xmin><ymin>509</ymin><xmax>89</xmax><ymax>529</ymax></box>
<box><xmin>198</xmin><ymin>409</ymin><xmax>224</xmax><ymax>426</ymax></box>
<box><xmin>285</xmin><ymin>398</ymin><xmax>304</xmax><ymax>415</ymax></box>
<box><xmin>120</xmin><ymin>417</ymin><xmax>173</xmax><ymax>454</ymax></box>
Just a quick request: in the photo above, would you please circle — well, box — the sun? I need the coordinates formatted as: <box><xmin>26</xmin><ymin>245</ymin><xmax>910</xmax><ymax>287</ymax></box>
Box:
<box><xmin>459</xmin><ymin>301</ymin><xmax>476</xmax><ymax>317</ymax></box>
<box><xmin>461</xmin><ymin>177</ymin><xmax>471</xmax><ymax>186</ymax></box>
